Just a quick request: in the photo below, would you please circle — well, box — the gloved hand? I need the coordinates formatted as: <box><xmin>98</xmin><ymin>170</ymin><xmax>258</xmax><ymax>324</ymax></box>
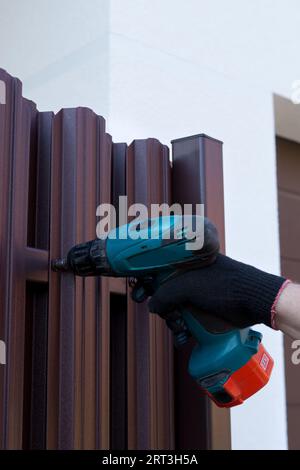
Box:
<box><xmin>148</xmin><ymin>254</ymin><xmax>287</xmax><ymax>329</ymax></box>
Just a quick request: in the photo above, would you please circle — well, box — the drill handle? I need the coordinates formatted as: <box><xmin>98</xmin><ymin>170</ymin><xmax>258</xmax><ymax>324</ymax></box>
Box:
<box><xmin>164</xmin><ymin>304</ymin><xmax>236</xmax><ymax>349</ymax></box>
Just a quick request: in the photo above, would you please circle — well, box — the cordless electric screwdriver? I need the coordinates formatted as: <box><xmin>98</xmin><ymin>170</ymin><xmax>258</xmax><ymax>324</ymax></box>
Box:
<box><xmin>52</xmin><ymin>215</ymin><xmax>273</xmax><ymax>407</ymax></box>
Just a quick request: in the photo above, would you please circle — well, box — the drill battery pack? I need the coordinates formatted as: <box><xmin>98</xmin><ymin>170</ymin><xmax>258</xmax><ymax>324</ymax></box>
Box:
<box><xmin>202</xmin><ymin>342</ymin><xmax>274</xmax><ymax>408</ymax></box>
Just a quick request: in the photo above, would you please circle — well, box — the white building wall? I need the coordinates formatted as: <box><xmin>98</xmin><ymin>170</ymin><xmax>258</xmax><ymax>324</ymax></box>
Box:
<box><xmin>109</xmin><ymin>1</ymin><xmax>294</xmax><ymax>449</ymax></box>
<box><xmin>0</xmin><ymin>0</ymin><xmax>110</xmax><ymax>115</ymax></box>
<box><xmin>1</xmin><ymin>0</ymin><xmax>299</xmax><ymax>449</ymax></box>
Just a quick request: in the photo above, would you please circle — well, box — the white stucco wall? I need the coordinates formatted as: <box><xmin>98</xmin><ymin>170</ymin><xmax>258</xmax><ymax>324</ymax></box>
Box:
<box><xmin>1</xmin><ymin>0</ymin><xmax>299</xmax><ymax>449</ymax></box>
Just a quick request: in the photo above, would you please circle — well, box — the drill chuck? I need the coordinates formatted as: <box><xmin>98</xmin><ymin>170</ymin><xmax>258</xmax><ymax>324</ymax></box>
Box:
<box><xmin>51</xmin><ymin>239</ymin><xmax>114</xmax><ymax>276</ymax></box>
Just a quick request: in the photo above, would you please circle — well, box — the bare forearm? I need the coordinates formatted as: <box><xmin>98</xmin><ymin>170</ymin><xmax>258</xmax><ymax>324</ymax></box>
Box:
<box><xmin>276</xmin><ymin>283</ymin><xmax>300</xmax><ymax>339</ymax></box>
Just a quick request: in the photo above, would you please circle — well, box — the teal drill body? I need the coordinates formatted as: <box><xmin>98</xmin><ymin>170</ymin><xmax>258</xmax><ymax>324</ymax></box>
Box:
<box><xmin>52</xmin><ymin>215</ymin><xmax>273</xmax><ymax>407</ymax></box>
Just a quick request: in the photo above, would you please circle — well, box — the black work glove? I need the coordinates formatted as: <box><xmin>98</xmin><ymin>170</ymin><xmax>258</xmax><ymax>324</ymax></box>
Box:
<box><xmin>148</xmin><ymin>254</ymin><xmax>286</xmax><ymax>329</ymax></box>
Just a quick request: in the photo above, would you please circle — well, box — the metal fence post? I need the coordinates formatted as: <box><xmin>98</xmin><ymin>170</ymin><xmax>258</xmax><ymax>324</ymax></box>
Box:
<box><xmin>172</xmin><ymin>134</ymin><xmax>231</xmax><ymax>450</ymax></box>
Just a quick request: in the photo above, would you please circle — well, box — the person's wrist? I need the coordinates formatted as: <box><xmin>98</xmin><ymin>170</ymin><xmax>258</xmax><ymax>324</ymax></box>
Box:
<box><xmin>273</xmin><ymin>280</ymin><xmax>294</xmax><ymax>330</ymax></box>
<box><xmin>233</xmin><ymin>264</ymin><xmax>286</xmax><ymax>327</ymax></box>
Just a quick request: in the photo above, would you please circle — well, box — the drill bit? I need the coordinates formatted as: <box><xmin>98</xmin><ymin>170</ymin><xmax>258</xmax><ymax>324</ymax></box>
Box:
<box><xmin>51</xmin><ymin>257</ymin><xmax>69</xmax><ymax>272</ymax></box>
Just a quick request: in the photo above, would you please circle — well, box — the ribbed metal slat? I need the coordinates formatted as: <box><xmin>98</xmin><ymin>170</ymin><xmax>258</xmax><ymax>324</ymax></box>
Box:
<box><xmin>48</xmin><ymin>108</ymin><xmax>112</xmax><ymax>449</ymax></box>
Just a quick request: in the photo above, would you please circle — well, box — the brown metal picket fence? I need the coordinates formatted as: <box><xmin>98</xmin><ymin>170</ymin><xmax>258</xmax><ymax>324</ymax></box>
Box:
<box><xmin>0</xmin><ymin>69</ymin><xmax>230</xmax><ymax>450</ymax></box>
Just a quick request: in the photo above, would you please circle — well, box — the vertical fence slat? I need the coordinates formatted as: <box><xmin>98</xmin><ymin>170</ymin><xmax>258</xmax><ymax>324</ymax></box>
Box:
<box><xmin>48</xmin><ymin>108</ymin><xmax>112</xmax><ymax>449</ymax></box>
<box><xmin>126</xmin><ymin>139</ymin><xmax>174</xmax><ymax>450</ymax></box>
<box><xmin>98</xmin><ymin>128</ymin><xmax>112</xmax><ymax>450</ymax></box>
<box><xmin>0</xmin><ymin>70</ymin><xmax>16</xmax><ymax>449</ymax></box>
<box><xmin>0</xmin><ymin>69</ymin><xmax>15</xmax><ymax>449</ymax></box>
<box><xmin>27</xmin><ymin>111</ymin><xmax>53</xmax><ymax>450</ymax></box>
<box><xmin>8</xmin><ymin>82</ymin><xmax>34</xmax><ymax>449</ymax></box>
<box><xmin>0</xmin><ymin>69</ymin><xmax>52</xmax><ymax>449</ymax></box>
<box><xmin>0</xmin><ymin>70</ymin><xmax>39</xmax><ymax>448</ymax></box>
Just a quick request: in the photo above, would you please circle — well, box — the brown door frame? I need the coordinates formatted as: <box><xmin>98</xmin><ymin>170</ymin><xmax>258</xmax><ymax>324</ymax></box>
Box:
<box><xmin>276</xmin><ymin>135</ymin><xmax>300</xmax><ymax>450</ymax></box>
